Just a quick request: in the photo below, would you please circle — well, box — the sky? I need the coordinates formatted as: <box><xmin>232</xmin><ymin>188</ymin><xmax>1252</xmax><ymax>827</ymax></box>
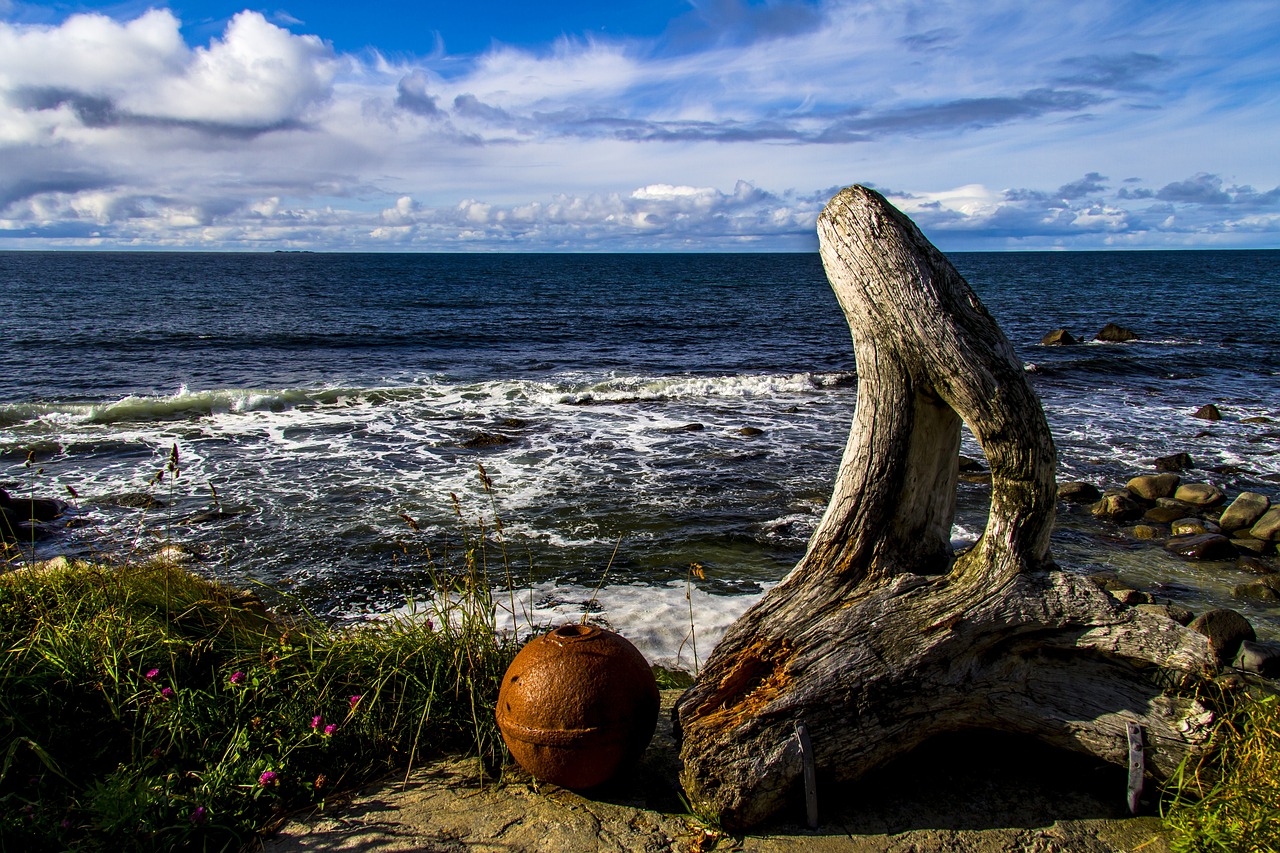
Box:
<box><xmin>0</xmin><ymin>1</ymin><xmax>1277</xmax><ymax>252</ymax></box>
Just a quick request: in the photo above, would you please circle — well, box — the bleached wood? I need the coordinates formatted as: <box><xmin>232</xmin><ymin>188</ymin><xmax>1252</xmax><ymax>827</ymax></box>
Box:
<box><xmin>674</xmin><ymin>186</ymin><xmax>1216</xmax><ymax>830</ymax></box>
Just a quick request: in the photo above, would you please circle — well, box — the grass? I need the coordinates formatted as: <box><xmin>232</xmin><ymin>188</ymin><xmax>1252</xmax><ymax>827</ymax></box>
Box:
<box><xmin>1161</xmin><ymin>684</ymin><xmax>1280</xmax><ymax>853</ymax></box>
<box><xmin>0</xmin><ymin>546</ymin><xmax>518</xmax><ymax>851</ymax></box>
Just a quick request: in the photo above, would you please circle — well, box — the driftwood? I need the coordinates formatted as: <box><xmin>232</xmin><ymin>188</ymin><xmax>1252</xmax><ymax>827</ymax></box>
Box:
<box><xmin>673</xmin><ymin>186</ymin><xmax>1216</xmax><ymax>830</ymax></box>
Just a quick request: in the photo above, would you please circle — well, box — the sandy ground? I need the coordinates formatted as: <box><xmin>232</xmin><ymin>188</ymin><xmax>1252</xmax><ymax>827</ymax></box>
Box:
<box><xmin>261</xmin><ymin>691</ymin><xmax>1172</xmax><ymax>853</ymax></box>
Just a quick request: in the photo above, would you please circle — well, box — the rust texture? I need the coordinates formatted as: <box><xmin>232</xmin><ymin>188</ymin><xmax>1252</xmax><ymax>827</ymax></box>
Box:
<box><xmin>496</xmin><ymin>623</ymin><xmax>659</xmax><ymax>789</ymax></box>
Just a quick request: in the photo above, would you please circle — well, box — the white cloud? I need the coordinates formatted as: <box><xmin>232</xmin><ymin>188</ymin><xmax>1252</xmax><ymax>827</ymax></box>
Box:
<box><xmin>0</xmin><ymin>1</ymin><xmax>1276</xmax><ymax>249</ymax></box>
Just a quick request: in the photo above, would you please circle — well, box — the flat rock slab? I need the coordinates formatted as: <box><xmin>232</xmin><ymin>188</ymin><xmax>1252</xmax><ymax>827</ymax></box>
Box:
<box><xmin>262</xmin><ymin>691</ymin><xmax>1171</xmax><ymax>853</ymax></box>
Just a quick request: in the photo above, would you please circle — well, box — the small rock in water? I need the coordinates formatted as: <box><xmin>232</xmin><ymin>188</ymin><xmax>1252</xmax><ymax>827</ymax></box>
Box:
<box><xmin>1233</xmin><ymin>640</ymin><xmax>1280</xmax><ymax>677</ymax></box>
<box><xmin>1250</xmin><ymin>507</ymin><xmax>1280</xmax><ymax>542</ymax></box>
<box><xmin>1171</xmin><ymin>518</ymin><xmax>1221</xmax><ymax>536</ymax></box>
<box><xmin>674</xmin><ymin>423</ymin><xmax>705</xmax><ymax>432</ymax></box>
<box><xmin>1241</xmin><ymin>416</ymin><xmax>1273</xmax><ymax>424</ymax></box>
<box><xmin>1238</xmin><ymin>555</ymin><xmax>1278</xmax><ymax>574</ymax></box>
<box><xmin>106</xmin><ymin>492</ymin><xmax>169</xmax><ymax>509</ymax></box>
<box><xmin>1126</xmin><ymin>473</ymin><xmax>1180</xmax><ymax>501</ymax></box>
<box><xmin>1040</xmin><ymin>329</ymin><xmax>1078</xmax><ymax>346</ymax></box>
<box><xmin>1144</xmin><ymin>506</ymin><xmax>1189</xmax><ymax>524</ymax></box>
<box><xmin>1193</xmin><ymin>404</ymin><xmax>1222</xmax><ymax>421</ymax></box>
<box><xmin>1219</xmin><ymin>492</ymin><xmax>1271</xmax><ymax>533</ymax></box>
<box><xmin>1058</xmin><ymin>481</ymin><xmax>1102</xmax><ymax>504</ymax></box>
<box><xmin>1154</xmin><ymin>452</ymin><xmax>1195</xmax><ymax>473</ymax></box>
<box><xmin>737</xmin><ymin>427</ymin><xmax>765</xmax><ymax>437</ymax></box>
<box><xmin>1096</xmin><ymin>322</ymin><xmax>1139</xmax><ymax>342</ymax></box>
<box><xmin>1091</xmin><ymin>491</ymin><xmax>1145</xmax><ymax>522</ymax></box>
<box><xmin>1233</xmin><ymin>577</ymin><xmax>1280</xmax><ymax>603</ymax></box>
<box><xmin>1188</xmin><ymin>608</ymin><xmax>1256</xmax><ymax>666</ymax></box>
<box><xmin>1174</xmin><ymin>483</ymin><xmax>1225</xmax><ymax>507</ymax></box>
<box><xmin>1165</xmin><ymin>533</ymin><xmax>1235</xmax><ymax>561</ymax></box>
<box><xmin>462</xmin><ymin>432</ymin><xmax>513</xmax><ymax>448</ymax></box>
<box><xmin>1132</xmin><ymin>524</ymin><xmax>1167</xmax><ymax>540</ymax></box>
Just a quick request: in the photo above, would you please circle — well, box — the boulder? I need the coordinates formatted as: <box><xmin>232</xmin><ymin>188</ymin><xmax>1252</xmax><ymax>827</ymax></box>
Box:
<box><xmin>1238</xmin><ymin>555</ymin><xmax>1278</xmax><ymax>575</ymax></box>
<box><xmin>1233</xmin><ymin>641</ymin><xmax>1280</xmax><ymax>677</ymax></box>
<box><xmin>1040</xmin><ymin>329</ymin><xmax>1078</xmax><ymax>346</ymax></box>
<box><xmin>1250</xmin><ymin>507</ymin><xmax>1280</xmax><ymax>541</ymax></box>
<box><xmin>1143</xmin><ymin>505</ymin><xmax>1189</xmax><ymax>524</ymax></box>
<box><xmin>1193</xmin><ymin>404</ymin><xmax>1222</xmax><ymax>421</ymax></box>
<box><xmin>1241</xmin><ymin>416</ymin><xmax>1273</xmax><ymax>424</ymax></box>
<box><xmin>1231</xmin><ymin>536</ymin><xmax>1270</xmax><ymax>556</ymax></box>
<box><xmin>957</xmin><ymin>456</ymin><xmax>987</xmax><ymax>472</ymax></box>
<box><xmin>462</xmin><ymin>432</ymin><xmax>513</xmax><ymax>448</ymax></box>
<box><xmin>1106</xmin><ymin>588</ymin><xmax>1153</xmax><ymax>606</ymax></box>
<box><xmin>1188</xmin><ymin>608</ymin><xmax>1256</xmax><ymax>666</ymax></box>
<box><xmin>1096</xmin><ymin>323</ymin><xmax>1139</xmax><ymax>342</ymax></box>
<box><xmin>1154</xmin><ymin>452</ymin><xmax>1194</xmax><ymax>473</ymax></box>
<box><xmin>1233</xmin><ymin>577</ymin><xmax>1280</xmax><ymax>603</ymax></box>
<box><xmin>1165</xmin><ymin>533</ymin><xmax>1235</xmax><ymax>561</ymax></box>
<box><xmin>1126</xmin><ymin>473</ymin><xmax>1180</xmax><ymax>501</ymax></box>
<box><xmin>673</xmin><ymin>423</ymin><xmax>705</xmax><ymax>432</ymax></box>
<box><xmin>1219</xmin><ymin>492</ymin><xmax>1271</xmax><ymax>532</ymax></box>
<box><xmin>1136</xmin><ymin>603</ymin><xmax>1195</xmax><ymax>626</ymax></box>
<box><xmin>1090</xmin><ymin>491</ymin><xmax>1145</xmax><ymax>522</ymax></box>
<box><xmin>0</xmin><ymin>491</ymin><xmax>67</xmax><ymax>522</ymax></box>
<box><xmin>737</xmin><ymin>427</ymin><xmax>766</xmax><ymax>437</ymax></box>
<box><xmin>105</xmin><ymin>492</ymin><xmax>169</xmax><ymax>510</ymax></box>
<box><xmin>1174</xmin><ymin>483</ymin><xmax>1226</xmax><ymax>507</ymax></box>
<box><xmin>1132</xmin><ymin>524</ymin><xmax>1167</xmax><ymax>540</ymax></box>
<box><xmin>1057</xmin><ymin>481</ymin><xmax>1101</xmax><ymax>504</ymax></box>
<box><xmin>1170</xmin><ymin>518</ymin><xmax>1221</xmax><ymax>536</ymax></box>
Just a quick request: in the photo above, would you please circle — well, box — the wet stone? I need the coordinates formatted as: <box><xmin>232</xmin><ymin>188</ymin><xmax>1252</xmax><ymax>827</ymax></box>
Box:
<box><xmin>1165</xmin><ymin>533</ymin><xmax>1235</xmax><ymax>561</ymax></box>
<box><xmin>1250</xmin><ymin>506</ymin><xmax>1280</xmax><ymax>542</ymax></box>
<box><xmin>1144</xmin><ymin>506</ymin><xmax>1189</xmax><ymax>524</ymax></box>
<box><xmin>1193</xmin><ymin>404</ymin><xmax>1223</xmax><ymax>421</ymax></box>
<box><xmin>1057</xmin><ymin>481</ymin><xmax>1102</xmax><ymax>504</ymax></box>
<box><xmin>1174</xmin><ymin>483</ymin><xmax>1226</xmax><ymax>507</ymax></box>
<box><xmin>1171</xmin><ymin>518</ymin><xmax>1221</xmax><ymax>536</ymax></box>
<box><xmin>1132</xmin><ymin>524</ymin><xmax>1167</xmax><ymax>540</ymax></box>
<box><xmin>1219</xmin><ymin>492</ymin><xmax>1270</xmax><ymax>532</ymax></box>
<box><xmin>1188</xmin><ymin>608</ymin><xmax>1256</xmax><ymax>666</ymax></box>
<box><xmin>1233</xmin><ymin>640</ymin><xmax>1280</xmax><ymax>677</ymax></box>
<box><xmin>1154</xmin><ymin>452</ymin><xmax>1195</xmax><ymax>473</ymax></box>
<box><xmin>1127</xmin><ymin>474</ymin><xmax>1180</xmax><ymax>501</ymax></box>
<box><xmin>1091</xmin><ymin>491</ymin><xmax>1145</xmax><ymax>522</ymax></box>
<box><xmin>1233</xmin><ymin>577</ymin><xmax>1280</xmax><ymax>603</ymax></box>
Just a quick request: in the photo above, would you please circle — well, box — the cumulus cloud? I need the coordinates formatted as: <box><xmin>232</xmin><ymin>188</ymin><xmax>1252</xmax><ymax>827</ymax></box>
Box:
<box><xmin>0</xmin><ymin>1</ymin><xmax>1276</xmax><ymax>250</ymax></box>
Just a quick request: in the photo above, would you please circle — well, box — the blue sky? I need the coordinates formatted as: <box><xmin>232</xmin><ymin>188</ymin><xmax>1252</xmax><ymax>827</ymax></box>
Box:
<box><xmin>1</xmin><ymin>1</ymin><xmax>1277</xmax><ymax>251</ymax></box>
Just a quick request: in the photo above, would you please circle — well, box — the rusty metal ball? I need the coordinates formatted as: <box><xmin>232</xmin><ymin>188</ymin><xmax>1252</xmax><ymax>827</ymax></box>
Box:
<box><xmin>496</xmin><ymin>623</ymin><xmax>659</xmax><ymax>789</ymax></box>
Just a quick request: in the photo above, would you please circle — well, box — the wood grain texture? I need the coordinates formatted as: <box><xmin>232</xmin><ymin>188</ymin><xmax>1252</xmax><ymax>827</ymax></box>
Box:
<box><xmin>674</xmin><ymin>186</ymin><xmax>1216</xmax><ymax>831</ymax></box>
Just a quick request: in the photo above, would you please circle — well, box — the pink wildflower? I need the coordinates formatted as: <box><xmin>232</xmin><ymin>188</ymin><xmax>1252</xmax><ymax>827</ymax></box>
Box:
<box><xmin>258</xmin><ymin>770</ymin><xmax>278</xmax><ymax>787</ymax></box>
<box><xmin>323</xmin><ymin>724</ymin><xmax>337</xmax><ymax>736</ymax></box>
<box><xmin>311</xmin><ymin>715</ymin><xmax>323</xmax><ymax>730</ymax></box>
<box><xmin>349</xmin><ymin>694</ymin><xmax>362</xmax><ymax>708</ymax></box>
<box><xmin>145</xmin><ymin>668</ymin><xmax>159</xmax><ymax>681</ymax></box>
<box><xmin>189</xmin><ymin>806</ymin><xmax>208</xmax><ymax>825</ymax></box>
<box><xmin>160</xmin><ymin>687</ymin><xmax>174</xmax><ymax>699</ymax></box>
<box><xmin>229</xmin><ymin>671</ymin><xmax>245</xmax><ymax>685</ymax></box>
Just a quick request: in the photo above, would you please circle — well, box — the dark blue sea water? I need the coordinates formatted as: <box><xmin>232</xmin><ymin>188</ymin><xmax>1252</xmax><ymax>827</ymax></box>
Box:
<box><xmin>2</xmin><ymin>250</ymin><xmax>1278</xmax><ymax>661</ymax></box>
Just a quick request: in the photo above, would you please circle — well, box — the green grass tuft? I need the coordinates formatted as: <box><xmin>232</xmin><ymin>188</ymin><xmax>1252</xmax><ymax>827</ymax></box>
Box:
<box><xmin>1162</xmin><ymin>687</ymin><xmax>1280</xmax><ymax>853</ymax></box>
<box><xmin>0</xmin><ymin>557</ymin><xmax>517</xmax><ymax>852</ymax></box>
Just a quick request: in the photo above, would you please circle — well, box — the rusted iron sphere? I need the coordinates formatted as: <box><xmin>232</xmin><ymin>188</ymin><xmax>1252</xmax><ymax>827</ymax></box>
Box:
<box><xmin>496</xmin><ymin>623</ymin><xmax>659</xmax><ymax>789</ymax></box>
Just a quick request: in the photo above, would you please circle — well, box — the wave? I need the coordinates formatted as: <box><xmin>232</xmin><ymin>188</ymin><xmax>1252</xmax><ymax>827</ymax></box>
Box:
<box><xmin>1</xmin><ymin>371</ymin><xmax>853</xmax><ymax>429</ymax></box>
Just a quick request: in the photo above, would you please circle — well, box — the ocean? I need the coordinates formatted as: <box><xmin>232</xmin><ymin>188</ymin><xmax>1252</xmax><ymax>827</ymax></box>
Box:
<box><xmin>2</xmin><ymin>250</ymin><xmax>1278</xmax><ymax>666</ymax></box>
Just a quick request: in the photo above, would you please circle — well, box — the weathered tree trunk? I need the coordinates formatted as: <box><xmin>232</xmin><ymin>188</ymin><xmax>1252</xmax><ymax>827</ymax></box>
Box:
<box><xmin>674</xmin><ymin>185</ymin><xmax>1216</xmax><ymax>830</ymax></box>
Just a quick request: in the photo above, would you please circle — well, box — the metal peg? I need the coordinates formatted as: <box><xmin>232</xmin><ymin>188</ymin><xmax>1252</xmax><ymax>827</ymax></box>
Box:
<box><xmin>794</xmin><ymin>721</ymin><xmax>818</xmax><ymax>829</ymax></box>
<box><xmin>1126</xmin><ymin>721</ymin><xmax>1144</xmax><ymax>815</ymax></box>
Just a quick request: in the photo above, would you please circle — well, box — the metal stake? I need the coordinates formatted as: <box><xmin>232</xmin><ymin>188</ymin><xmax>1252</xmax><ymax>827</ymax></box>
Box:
<box><xmin>795</xmin><ymin>721</ymin><xmax>818</xmax><ymax>829</ymax></box>
<box><xmin>1126</xmin><ymin>721</ymin><xmax>1144</xmax><ymax>815</ymax></box>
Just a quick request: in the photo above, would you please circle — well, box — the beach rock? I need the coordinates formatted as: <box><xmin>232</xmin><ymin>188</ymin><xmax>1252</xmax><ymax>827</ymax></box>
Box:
<box><xmin>1057</xmin><ymin>481</ymin><xmax>1101</xmax><ymax>504</ymax></box>
<box><xmin>1143</xmin><ymin>506</ymin><xmax>1189</xmax><ymax>524</ymax></box>
<box><xmin>105</xmin><ymin>492</ymin><xmax>168</xmax><ymax>509</ymax></box>
<box><xmin>1107</xmin><ymin>588</ymin><xmax>1153</xmax><ymax>606</ymax></box>
<box><xmin>1219</xmin><ymin>492</ymin><xmax>1271</xmax><ymax>532</ymax></box>
<box><xmin>1136</xmin><ymin>603</ymin><xmax>1194</xmax><ymax>626</ymax></box>
<box><xmin>1040</xmin><ymin>329</ymin><xmax>1078</xmax><ymax>346</ymax></box>
<box><xmin>0</xmin><ymin>490</ymin><xmax>68</xmax><ymax>522</ymax></box>
<box><xmin>461</xmin><ymin>432</ymin><xmax>513</xmax><ymax>448</ymax></box>
<box><xmin>1241</xmin><ymin>416</ymin><xmax>1273</xmax><ymax>424</ymax></box>
<box><xmin>1132</xmin><ymin>524</ymin><xmax>1167</xmax><ymax>540</ymax></box>
<box><xmin>957</xmin><ymin>456</ymin><xmax>987</xmax><ymax>472</ymax></box>
<box><xmin>1188</xmin><ymin>608</ymin><xmax>1256</xmax><ymax>666</ymax></box>
<box><xmin>736</xmin><ymin>427</ymin><xmax>765</xmax><ymax>437</ymax></box>
<box><xmin>1230</xmin><ymin>536</ymin><xmax>1269</xmax><ymax>556</ymax></box>
<box><xmin>1096</xmin><ymin>323</ymin><xmax>1139</xmax><ymax>342</ymax></box>
<box><xmin>1233</xmin><ymin>641</ymin><xmax>1280</xmax><ymax>677</ymax></box>
<box><xmin>1233</xmin><ymin>576</ymin><xmax>1280</xmax><ymax>603</ymax></box>
<box><xmin>1174</xmin><ymin>483</ymin><xmax>1225</xmax><ymax>507</ymax></box>
<box><xmin>1126</xmin><ymin>473</ymin><xmax>1180</xmax><ymax>501</ymax></box>
<box><xmin>1090</xmin><ymin>491</ymin><xmax>1145</xmax><ymax>522</ymax></box>
<box><xmin>1250</xmin><ymin>507</ymin><xmax>1280</xmax><ymax>541</ymax></box>
<box><xmin>1238</xmin><ymin>555</ymin><xmax>1277</xmax><ymax>575</ymax></box>
<box><xmin>1154</xmin><ymin>452</ymin><xmax>1194</xmax><ymax>473</ymax></box>
<box><xmin>1165</xmin><ymin>533</ymin><xmax>1235</xmax><ymax>561</ymax></box>
<box><xmin>1193</xmin><ymin>404</ymin><xmax>1222</xmax><ymax>421</ymax></box>
<box><xmin>1170</xmin><ymin>518</ymin><xmax>1221</xmax><ymax>536</ymax></box>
